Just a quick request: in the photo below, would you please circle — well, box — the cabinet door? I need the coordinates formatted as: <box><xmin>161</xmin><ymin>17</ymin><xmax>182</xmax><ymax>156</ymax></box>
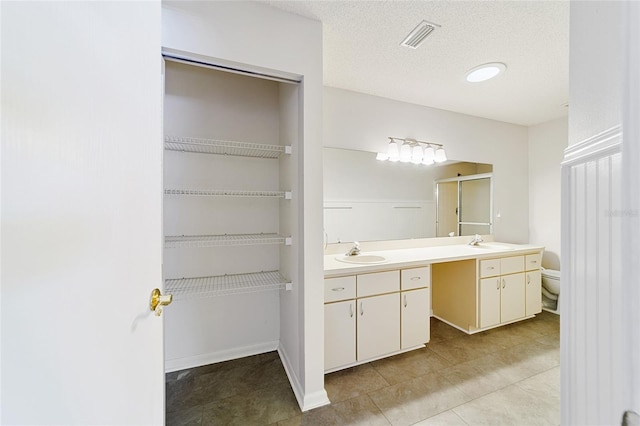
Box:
<box><xmin>357</xmin><ymin>293</ymin><xmax>400</xmax><ymax>361</ymax></box>
<box><xmin>401</xmin><ymin>288</ymin><xmax>430</xmax><ymax>349</ymax></box>
<box><xmin>325</xmin><ymin>301</ymin><xmax>356</xmax><ymax>370</ymax></box>
<box><xmin>501</xmin><ymin>273</ymin><xmax>526</xmax><ymax>323</ymax></box>
<box><xmin>525</xmin><ymin>270</ymin><xmax>542</xmax><ymax>316</ymax></box>
<box><xmin>480</xmin><ymin>277</ymin><xmax>501</xmax><ymax>328</ymax></box>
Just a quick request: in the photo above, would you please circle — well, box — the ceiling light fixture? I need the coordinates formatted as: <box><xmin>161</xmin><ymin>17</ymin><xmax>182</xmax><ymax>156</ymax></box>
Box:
<box><xmin>465</xmin><ymin>62</ymin><xmax>506</xmax><ymax>83</ymax></box>
<box><xmin>377</xmin><ymin>137</ymin><xmax>447</xmax><ymax>165</ymax></box>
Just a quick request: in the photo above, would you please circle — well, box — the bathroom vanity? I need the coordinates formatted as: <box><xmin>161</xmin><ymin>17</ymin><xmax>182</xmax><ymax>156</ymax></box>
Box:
<box><xmin>323</xmin><ymin>238</ymin><xmax>543</xmax><ymax>372</ymax></box>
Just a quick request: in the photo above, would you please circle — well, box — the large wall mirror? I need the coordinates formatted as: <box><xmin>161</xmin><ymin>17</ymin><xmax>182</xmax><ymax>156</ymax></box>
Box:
<box><xmin>323</xmin><ymin>147</ymin><xmax>492</xmax><ymax>243</ymax></box>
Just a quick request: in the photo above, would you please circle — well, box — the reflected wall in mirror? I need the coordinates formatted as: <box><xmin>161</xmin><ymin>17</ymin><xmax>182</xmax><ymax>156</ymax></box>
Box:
<box><xmin>323</xmin><ymin>147</ymin><xmax>492</xmax><ymax>243</ymax></box>
<box><xmin>436</xmin><ymin>174</ymin><xmax>492</xmax><ymax>237</ymax></box>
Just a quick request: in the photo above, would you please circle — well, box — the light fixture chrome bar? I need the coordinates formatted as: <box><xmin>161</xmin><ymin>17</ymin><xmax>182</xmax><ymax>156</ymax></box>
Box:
<box><xmin>388</xmin><ymin>137</ymin><xmax>443</xmax><ymax>148</ymax></box>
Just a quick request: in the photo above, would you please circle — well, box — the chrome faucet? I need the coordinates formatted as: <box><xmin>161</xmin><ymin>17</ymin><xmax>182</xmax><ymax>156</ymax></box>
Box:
<box><xmin>468</xmin><ymin>234</ymin><xmax>483</xmax><ymax>246</ymax></box>
<box><xmin>346</xmin><ymin>241</ymin><xmax>361</xmax><ymax>256</ymax></box>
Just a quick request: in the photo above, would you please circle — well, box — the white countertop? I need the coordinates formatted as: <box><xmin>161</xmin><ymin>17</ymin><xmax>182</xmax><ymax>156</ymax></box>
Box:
<box><xmin>324</xmin><ymin>242</ymin><xmax>544</xmax><ymax>277</ymax></box>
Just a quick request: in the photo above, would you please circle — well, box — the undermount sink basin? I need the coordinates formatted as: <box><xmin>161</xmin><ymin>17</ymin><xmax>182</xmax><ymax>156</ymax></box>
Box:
<box><xmin>335</xmin><ymin>254</ymin><xmax>387</xmax><ymax>264</ymax></box>
<box><xmin>469</xmin><ymin>243</ymin><xmax>514</xmax><ymax>251</ymax></box>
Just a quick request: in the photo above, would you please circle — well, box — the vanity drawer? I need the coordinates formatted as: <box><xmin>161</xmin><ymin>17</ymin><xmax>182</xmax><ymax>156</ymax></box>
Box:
<box><xmin>525</xmin><ymin>253</ymin><xmax>542</xmax><ymax>271</ymax></box>
<box><xmin>324</xmin><ymin>276</ymin><xmax>356</xmax><ymax>303</ymax></box>
<box><xmin>501</xmin><ymin>256</ymin><xmax>525</xmax><ymax>275</ymax></box>
<box><xmin>401</xmin><ymin>266</ymin><xmax>430</xmax><ymax>290</ymax></box>
<box><xmin>479</xmin><ymin>259</ymin><xmax>500</xmax><ymax>278</ymax></box>
<box><xmin>357</xmin><ymin>270</ymin><xmax>400</xmax><ymax>297</ymax></box>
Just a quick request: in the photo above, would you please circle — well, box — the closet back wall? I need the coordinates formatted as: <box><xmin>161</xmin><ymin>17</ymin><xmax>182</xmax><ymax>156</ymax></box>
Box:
<box><xmin>163</xmin><ymin>62</ymin><xmax>283</xmax><ymax>370</ymax></box>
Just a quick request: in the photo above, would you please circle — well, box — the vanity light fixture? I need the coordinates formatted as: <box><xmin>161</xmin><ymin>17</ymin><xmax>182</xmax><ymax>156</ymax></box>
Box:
<box><xmin>377</xmin><ymin>137</ymin><xmax>447</xmax><ymax>165</ymax></box>
<box><xmin>465</xmin><ymin>62</ymin><xmax>506</xmax><ymax>83</ymax></box>
<box><xmin>399</xmin><ymin>143</ymin><xmax>412</xmax><ymax>163</ymax></box>
<box><xmin>387</xmin><ymin>139</ymin><xmax>400</xmax><ymax>162</ymax></box>
<box><xmin>434</xmin><ymin>147</ymin><xmax>447</xmax><ymax>162</ymax></box>
<box><xmin>423</xmin><ymin>146</ymin><xmax>435</xmax><ymax>164</ymax></box>
<box><xmin>411</xmin><ymin>145</ymin><xmax>423</xmax><ymax>164</ymax></box>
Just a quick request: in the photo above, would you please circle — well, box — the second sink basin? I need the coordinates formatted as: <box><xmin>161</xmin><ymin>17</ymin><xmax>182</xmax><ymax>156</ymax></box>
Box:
<box><xmin>335</xmin><ymin>254</ymin><xmax>387</xmax><ymax>264</ymax></box>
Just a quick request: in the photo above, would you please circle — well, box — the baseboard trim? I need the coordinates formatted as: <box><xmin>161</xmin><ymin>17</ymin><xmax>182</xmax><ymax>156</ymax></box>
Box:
<box><xmin>278</xmin><ymin>345</ymin><xmax>330</xmax><ymax>412</ymax></box>
<box><xmin>164</xmin><ymin>340</ymin><xmax>279</xmax><ymax>373</ymax></box>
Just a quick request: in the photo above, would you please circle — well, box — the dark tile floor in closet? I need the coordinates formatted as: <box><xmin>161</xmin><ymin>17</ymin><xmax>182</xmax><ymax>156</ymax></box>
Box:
<box><xmin>166</xmin><ymin>311</ymin><xmax>560</xmax><ymax>425</ymax></box>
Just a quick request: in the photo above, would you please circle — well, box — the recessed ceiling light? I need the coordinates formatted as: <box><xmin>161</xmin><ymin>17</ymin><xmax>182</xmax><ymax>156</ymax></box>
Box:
<box><xmin>465</xmin><ymin>62</ymin><xmax>506</xmax><ymax>83</ymax></box>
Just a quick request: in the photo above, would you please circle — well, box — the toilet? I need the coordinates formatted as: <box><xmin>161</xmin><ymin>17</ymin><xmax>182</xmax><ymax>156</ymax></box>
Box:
<box><xmin>541</xmin><ymin>268</ymin><xmax>561</xmax><ymax>313</ymax></box>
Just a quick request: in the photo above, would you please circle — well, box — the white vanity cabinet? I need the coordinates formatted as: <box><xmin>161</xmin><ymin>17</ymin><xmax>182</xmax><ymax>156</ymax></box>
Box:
<box><xmin>357</xmin><ymin>292</ymin><xmax>400</xmax><ymax>361</ymax></box>
<box><xmin>479</xmin><ymin>256</ymin><xmax>526</xmax><ymax>328</ymax></box>
<box><xmin>324</xmin><ymin>276</ymin><xmax>356</xmax><ymax>371</ymax></box>
<box><xmin>400</xmin><ymin>267</ymin><xmax>431</xmax><ymax>349</ymax></box>
<box><xmin>356</xmin><ymin>271</ymin><xmax>401</xmax><ymax>361</ymax></box>
<box><xmin>324</xmin><ymin>300</ymin><xmax>356</xmax><ymax>370</ymax></box>
<box><xmin>324</xmin><ymin>267</ymin><xmax>431</xmax><ymax>372</ymax></box>
<box><xmin>525</xmin><ymin>254</ymin><xmax>542</xmax><ymax>316</ymax></box>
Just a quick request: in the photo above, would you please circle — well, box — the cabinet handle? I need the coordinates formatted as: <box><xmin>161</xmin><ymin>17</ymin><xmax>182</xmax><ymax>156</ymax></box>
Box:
<box><xmin>404</xmin><ymin>294</ymin><xmax>408</xmax><ymax>308</ymax></box>
<box><xmin>332</xmin><ymin>287</ymin><xmax>345</xmax><ymax>292</ymax></box>
<box><xmin>488</xmin><ymin>266</ymin><xmax>495</xmax><ymax>270</ymax></box>
<box><xmin>360</xmin><ymin>301</ymin><xmax>364</xmax><ymax>316</ymax></box>
<box><xmin>531</xmin><ymin>260</ymin><xmax>538</xmax><ymax>263</ymax></box>
<box><xmin>410</xmin><ymin>276</ymin><xmax>421</xmax><ymax>281</ymax></box>
<box><xmin>496</xmin><ymin>279</ymin><xmax>500</xmax><ymax>290</ymax></box>
<box><xmin>502</xmin><ymin>279</ymin><xmax>506</xmax><ymax>289</ymax></box>
<box><xmin>527</xmin><ymin>275</ymin><xmax>531</xmax><ymax>285</ymax></box>
<box><xmin>349</xmin><ymin>303</ymin><xmax>354</xmax><ymax>318</ymax></box>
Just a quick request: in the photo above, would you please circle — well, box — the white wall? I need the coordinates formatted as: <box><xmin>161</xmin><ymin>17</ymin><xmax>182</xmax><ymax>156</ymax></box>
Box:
<box><xmin>528</xmin><ymin>117</ymin><xmax>568</xmax><ymax>270</ymax></box>
<box><xmin>162</xmin><ymin>1</ymin><xmax>327</xmax><ymax>410</ymax></box>
<box><xmin>324</xmin><ymin>87</ymin><xmax>530</xmax><ymax>243</ymax></box>
<box><xmin>568</xmin><ymin>2</ymin><xmax>622</xmax><ymax>146</ymax></box>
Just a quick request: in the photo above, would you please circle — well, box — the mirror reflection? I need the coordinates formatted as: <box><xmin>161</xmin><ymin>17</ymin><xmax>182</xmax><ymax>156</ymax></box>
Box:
<box><xmin>436</xmin><ymin>174</ymin><xmax>492</xmax><ymax>237</ymax></box>
<box><xmin>323</xmin><ymin>147</ymin><xmax>492</xmax><ymax>243</ymax></box>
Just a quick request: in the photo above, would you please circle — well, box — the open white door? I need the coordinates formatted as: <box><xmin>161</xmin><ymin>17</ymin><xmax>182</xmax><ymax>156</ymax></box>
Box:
<box><xmin>1</xmin><ymin>2</ymin><xmax>165</xmax><ymax>424</ymax></box>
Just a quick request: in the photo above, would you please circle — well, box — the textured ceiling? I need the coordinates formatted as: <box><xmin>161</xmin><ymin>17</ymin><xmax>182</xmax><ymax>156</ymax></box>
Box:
<box><xmin>263</xmin><ymin>0</ymin><xmax>569</xmax><ymax>126</ymax></box>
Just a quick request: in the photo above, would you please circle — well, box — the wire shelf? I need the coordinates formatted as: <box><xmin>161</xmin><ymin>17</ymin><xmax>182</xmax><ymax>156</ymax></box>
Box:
<box><xmin>166</xmin><ymin>271</ymin><xmax>292</xmax><ymax>299</ymax></box>
<box><xmin>164</xmin><ymin>188</ymin><xmax>292</xmax><ymax>199</ymax></box>
<box><xmin>164</xmin><ymin>233</ymin><xmax>292</xmax><ymax>248</ymax></box>
<box><xmin>164</xmin><ymin>135</ymin><xmax>291</xmax><ymax>158</ymax></box>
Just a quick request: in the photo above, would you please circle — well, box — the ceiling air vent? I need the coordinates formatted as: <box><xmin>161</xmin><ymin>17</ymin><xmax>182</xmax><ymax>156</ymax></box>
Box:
<box><xmin>400</xmin><ymin>20</ymin><xmax>440</xmax><ymax>49</ymax></box>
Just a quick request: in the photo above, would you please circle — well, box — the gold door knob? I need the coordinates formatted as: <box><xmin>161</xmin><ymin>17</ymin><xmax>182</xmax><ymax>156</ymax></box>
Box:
<box><xmin>150</xmin><ymin>288</ymin><xmax>173</xmax><ymax>316</ymax></box>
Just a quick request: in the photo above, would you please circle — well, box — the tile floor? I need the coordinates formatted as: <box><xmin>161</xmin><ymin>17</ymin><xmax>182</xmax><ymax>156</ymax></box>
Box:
<box><xmin>166</xmin><ymin>311</ymin><xmax>560</xmax><ymax>425</ymax></box>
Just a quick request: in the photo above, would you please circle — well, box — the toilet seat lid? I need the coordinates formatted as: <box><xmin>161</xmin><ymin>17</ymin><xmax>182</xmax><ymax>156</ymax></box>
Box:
<box><xmin>542</xmin><ymin>269</ymin><xmax>560</xmax><ymax>279</ymax></box>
